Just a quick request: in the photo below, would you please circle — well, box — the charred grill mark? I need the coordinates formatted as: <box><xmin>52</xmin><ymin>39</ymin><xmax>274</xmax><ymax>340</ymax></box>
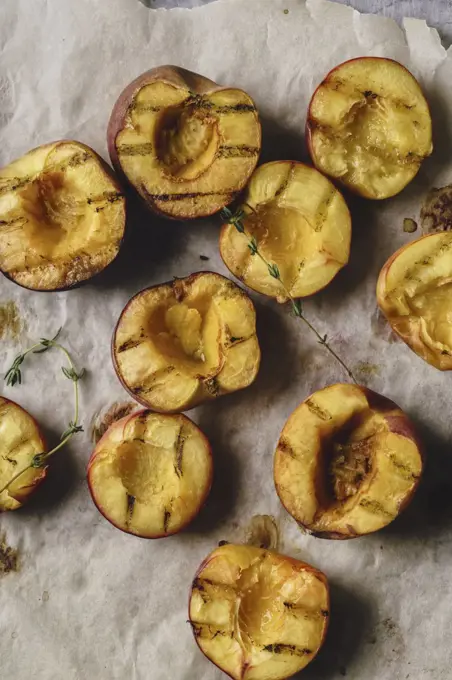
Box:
<box><xmin>263</xmin><ymin>643</ymin><xmax>312</xmax><ymax>656</ymax></box>
<box><xmin>284</xmin><ymin>602</ymin><xmax>329</xmax><ymax>621</ymax></box>
<box><xmin>305</xmin><ymin>399</ymin><xmax>332</xmax><ymax>421</ymax></box>
<box><xmin>192</xmin><ymin>578</ymin><xmax>211</xmax><ymax>603</ymax></box>
<box><xmin>314</xmin><ymin>190</ymin><xmax>335</xmax><ymax>232</ymax></box>
<box><xmin>87</xmin><ymin>191</ymin><xmax>123</xmax><ymax>205</ymax></box>
<box><xmin>278</xmin><ymin>437</ymin><xmax>298</xmax><ymax>459</ymax></box>
<box><xmin>213</xmin><ymin>103</ymin><xmax>256</xmax><ymax>113</ymax></box>
<box><xmin>194</xmin><ymin>577</ymin><xmax>237</xmax><ymax>592</ymax></box>
<box><xmin>217</xmin><ymin>145</ymin><xmax>260</xmax><ymax>158</ymax></box>
<box><xmin>132</xmin><ymin>367</ymin><xmax>176</xmax><ymax>395</ymax></box>
<box><xmin>0</xmin><ymin>151</ymin><xmax>90</xmax><ymax>197</ymax></box>
<box><xmin>163</xmin><ymin>507</ymin><xmax>171</xmax><ymax>533</ymax></box>
<box><xmin>126</xmin><ymin>494</ymin><xmax>136</xmax><ymax>526</ymax></box>
<box><xmin>387</xmin><ymin>454</ymin><xmax>417</xmax><ymax>481</ymax></box>
<box><xmin>3</xmin><ymin>455</ymin><xmax>17</xmax><ymax>466</ymax></box>
<box><xmin>174</xmin><ymin>427</ymin><xmax>185</xmax><ymax>478</ymax></box>
<box><xmin>204</xmin><ymin>377</ymin><xmax>220</xmax><ymax>397</ymax></box>
<box><xmin>359</xmin><ymin>498</ymin><xmax>393</xmax><ymax>518</ymax></box>
<box><xmin>117</xmin><ymin>338</ymin><xmax>142</xmax><ymax>353</ymax></box>
<box><xmin>190</xmin><ymin>622</ymin><xmax>229</xmax><ymax>639</ymax></box>
<box><xmin>64</xmin><ymin>151</ymin><xmax>91</xmax><ymax>168</ymax></box>
<box><xmin>0</xmin><ymin>216</ymin><xmax>28</xmax><ymax>229</ymax></box>
<box><xmin>143</xmin><ymin>190</ymin><xmax>236</xmax><ymax>202</ymax></box>
<box><xmin>0</xmin><ymin>176</ymin><xmax>32</xmax><ymax>196</ymax></box>
<box><xmin>403</xmin><ymin>237</ymin><xmax>452</xmax><ymax>283</ymax></box>
<box><xmin>117</xmin><ymin>142</ymin><xmax>154</xmax><ymax>156</ymax></box>
<box><xmin>131</xmin><ymin>100</ymin><xmax>256</xmax><ymax>115</ymax></box>
<box><xmin>172</xmin><ymin>278</ymin><xmax>186</xmax><ymax>302</ymax></box>
<box><xmin>274</xmin><ymin>163</ymin><xmax>294</xmax><ymax>199</ymax></box>
<box><xmin>130</xmin><ymin>102</ymin><xmax>166</xmax><ymax>114</ymax></box>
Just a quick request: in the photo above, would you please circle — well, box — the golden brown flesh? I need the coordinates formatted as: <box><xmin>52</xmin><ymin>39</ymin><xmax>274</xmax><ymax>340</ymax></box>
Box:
<box><xmin>112</xmin><ymin>272</ymin><xmax>261</xmax><ymax>413</ymax></box>
<box><xmin>377</xmin><ymin>232</ymin><xmax>452</xmax><ymax>369</ymax></box>
<box><xmin>0</xmin><ymin>141</ymin><xmax>126</xmax><ymax>291</ymax></box>
<box><xmin>189</xmin><ymin>544</ymin><xmax>329</xmax><ymax>680</ymax></box>
<box><xmin>220</xmin><ymin>161</ymin><xmax>351</xmax><ymax>299</ymax></box>
<box><xmin>307</xmin><ymin>57</ymin><xmax>432</xmax><ymax>199</ymax></box>
<box><xmin>108</xmin><ymin>66</ymin><xmax>261</xmax><ymax>219</ymax></box>
<box><xmin>0</xmin><ymin>397</ymin><xmax>47</xmax><ymax>512</ymax></box>
<box><xmin>88</xmin><ymin>410</ymin><xmax>212</xmax><ymax>538</ymax></box>
<box><xmin>274</xmin><ymin>384</ymin><xmax>423</xmax><ymax>539</ymax></box>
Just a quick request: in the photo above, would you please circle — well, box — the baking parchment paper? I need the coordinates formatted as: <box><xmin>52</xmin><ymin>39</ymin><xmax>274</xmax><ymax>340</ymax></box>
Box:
<box><xmin>1</xmin><ymin>1</ymin><xmax>452</xmax><ymax>678</ymax></box>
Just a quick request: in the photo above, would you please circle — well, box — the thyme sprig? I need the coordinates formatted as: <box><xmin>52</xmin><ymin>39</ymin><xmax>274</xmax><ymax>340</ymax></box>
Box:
<box><xmin>221</xmin><ymin>206</ymin><xmax>357</xmax><ymax>384</ymax></box>
<box><xmin>0</xmin><ymin>329</ymin><xmax>85</xmax><ymax>497</ymax></box>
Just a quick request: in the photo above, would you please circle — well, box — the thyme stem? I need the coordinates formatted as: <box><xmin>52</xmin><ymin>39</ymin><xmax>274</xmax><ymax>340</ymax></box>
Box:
<box><xmin>0</xmin><ymin>331</ymin><xmax>84</xmax><ymax>497</ymax></box>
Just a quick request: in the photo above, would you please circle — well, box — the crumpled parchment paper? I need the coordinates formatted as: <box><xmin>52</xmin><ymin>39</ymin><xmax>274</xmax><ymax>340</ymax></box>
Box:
<box><xmin>1</xmin><ymin>1</ymin><xmax>452</xmax><ymax>678</ymax></box>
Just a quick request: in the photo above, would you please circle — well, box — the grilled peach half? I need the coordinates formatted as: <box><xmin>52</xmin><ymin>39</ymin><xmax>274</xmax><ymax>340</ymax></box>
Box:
<box><xmin>0</xmin><ymin>396</ymin><xmax>47</xmax><ymax>512</ymax></box>
<box><xmin>87</xmin><ymin>410</ymin><xmax>212</xmax><ymax>538</ymax></box>
<box><xmin>108</xmin><ymin>66</ymin><xmax>261</xmax><ymax>219</ymax></box>
<box><xmin>307</xmin><ymin>57</ymin><xmax>432</xmax><ymax>199</ymax></box>
<box><xmin>112</xmin><ymin>272</ymin><xmax>261</xmax><ymax>413</ymax></box>
<box><xmin>274</xmin><ymin>384</ymin><xmax>423</xmax><ymax>539</ymax></box>
<box><xmin>189</xmin><ymin>543</ymin><xmax>329</xmax><ymax>679</ymax></box>
<box><xmin>0</xmin><ymin>141</ymin><xmax>125</xmax><ymax>291</ymax></box>
<box><xmin>220</xmin><ymin>161</ymin><xmax>351</xmax><ymax>299</ymax></box>
<box><xmin>377</xmin><ymin>232</ymin><xmax>452</xmax><ymax>370</ymax></box>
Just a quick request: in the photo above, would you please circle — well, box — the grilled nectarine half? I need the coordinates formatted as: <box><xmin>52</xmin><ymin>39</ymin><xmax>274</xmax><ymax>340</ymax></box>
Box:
<box><xmin>307</xmin><ymin>57</ymin><xmax>432</xmax><ymax>199</ymax></box>
<box><xmin>377</xmin><ymin>232</ymin><xmax>452</xmax><ymax>369</ymax></box>
<box><xmin>112</xmin><ymin>272</ymin><xmax>260</xmax><ymax>413</ymax></box>
<box><xmin>87</xmin><ymin>410</ymin><xmax>212</xmax><ymax>538</ymax></box>
<box><xmin>189</xmin><ymin>543</ymin><xmax>329</xmax><ymax>680</ymax></box>
<box><xmin>220</xmin><ymin>161</ymin><xmax>351</xmax><ymax>299</ymax></box>
<box><xmin>274</xmin><ymin>384</ymin><xmax>423</xmax><ymax>539</ymax></box>
<box><xmin>108</xmin><ymin>66</ymin><xmax>261</xmax><ymax>219</ymax></box>
<box><xmin>0</xmin><ymin>141</ymin><xmax>126</xmax><ymax>291</ymax></box>
<box><xmin>0</xmin><ymin>396</ymin><xmax>47</xmax><ymax>512</ymax></box>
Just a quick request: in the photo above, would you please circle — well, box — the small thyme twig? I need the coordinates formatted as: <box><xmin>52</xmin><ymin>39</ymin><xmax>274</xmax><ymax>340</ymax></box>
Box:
<box><xmin>0</xmin><ymin>329</ymin><xmax>85</xmax><ymax>497</ymax></box>
<box><xmin>221</xmin><ymin>206</ymin><xmax>357</xmax><ymax>384</ymax></box>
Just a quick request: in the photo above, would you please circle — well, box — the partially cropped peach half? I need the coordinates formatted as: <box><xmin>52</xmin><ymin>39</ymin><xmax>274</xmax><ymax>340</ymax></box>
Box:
<box><xmin>88</xmin><ymin>410</ymin><xmax>212</xmax><ymax>538</ymax></box>
<box><xmin>274</xmin><ymin>384</ymin><xmax>423</xmax><ymax>539</ymax></box>
<box><xmin>0</xmin><ymin>397</ymin><xmax>47</xmax><ymax>512</ymax></box>
<box><xmin>220</xmin><ymin>161</ymin><xmax>351</xmax><ymax>299</ymax></box>
<box><xmin>189</xmin><ymin>544</ymin><xmax>329</xmax><ymax>680</ymax></box>
<box><xmin>108</xmin><ymin>65</ymin><xmax>261</xmax><ymax>219</ymax></box>
<box><xmin>377</xmin><ymin>232</ymin><xmax>452</xmax><ymax>369</ymax></box>
<box><xmin>307</xmin><ymin>57</ymin><xmax>433</xmax><ymax>199</ymax></box>
<box><xmin>0</xmin><ymin>141</ymin><xmax>126</xmax><ymax>291</ymax></box>
<box><xmin>112</xmin><ymin>272</ymin><xmax>260</xmax><ymax>413</ymax></box>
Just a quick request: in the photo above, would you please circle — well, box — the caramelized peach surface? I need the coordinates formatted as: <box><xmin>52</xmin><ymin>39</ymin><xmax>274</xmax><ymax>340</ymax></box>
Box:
<box><xmin>307</xmin><ymin>57</ymin><xmax>432</xmax><ymax>199</ymax></box>
<box><xmin>0</xmin><ymin>397</ymin><xmax>47</xmax><ymax>512</ymax></box>
<box><xmin>220</xmin><ymin>161</ymin><xmax>351</xmax><ymax>299</ymax></box>
<box><xmin>274</xmin><ymin>384</ymin><xmax>423</xmax><ymax>538</ymax></box>
<box><xmin>88</xmin><ymin>410</ymin><xmax>212</xmax><ymax>538</ymax></box>
<box><xmin>112</xmin><ymin>272</ymin><xmax>260</xmax><ymax>413</ymax></box>
<box><xmin>189</xmin><ymin>544</ymin><xmax>329</xmax><ymax>679</ymax></box>
<box><xmin>377</xmin><ymin>232</ymin><xmax>452</xmax><ymax>370</ymax></box>
<box><xmin>108</xmin><ymin>66</ymin><xmax>261</xmax><ymax>219</ymax></box>
<box><xmin>0</xmin><ymin>141</ymin><xmax>125</xmax><ymax>290</ymax></box>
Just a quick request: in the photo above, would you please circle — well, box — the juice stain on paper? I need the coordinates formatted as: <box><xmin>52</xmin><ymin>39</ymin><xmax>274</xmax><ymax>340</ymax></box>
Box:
<box><xmin>0</xmin><ymin>301</ymin><xmax>25</xmax><ymax>341</ymax></box>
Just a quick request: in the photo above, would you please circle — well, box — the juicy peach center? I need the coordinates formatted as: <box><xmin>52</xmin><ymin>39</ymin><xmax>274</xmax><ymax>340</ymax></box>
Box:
<box><xmin>245</xmin><ymin>203</ymin><xmax>317</xmax><ymax>289</ymax></box>
<box><xmin>235</xmin><ymin>559</ymin><xmax>286</xmax><ymax>648</ymax></box>
<box><xmin>115</xmin><ymin>439</ymin><xmax>179</xmax><ymax>503</ymax></box>
<box><xmin>19</xmin><ymin>171</ymin><xmax>81</xmax><ymax>255</ymax></box>
<box><xmin>323</xmin><ymin>417</ymin><xmax>378</xmax><ymax>505</ymax></box>
<box><xmin>156</xmin><ymin>103</ymin><xmax>220</xmax><ymax>180</ymax></box>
